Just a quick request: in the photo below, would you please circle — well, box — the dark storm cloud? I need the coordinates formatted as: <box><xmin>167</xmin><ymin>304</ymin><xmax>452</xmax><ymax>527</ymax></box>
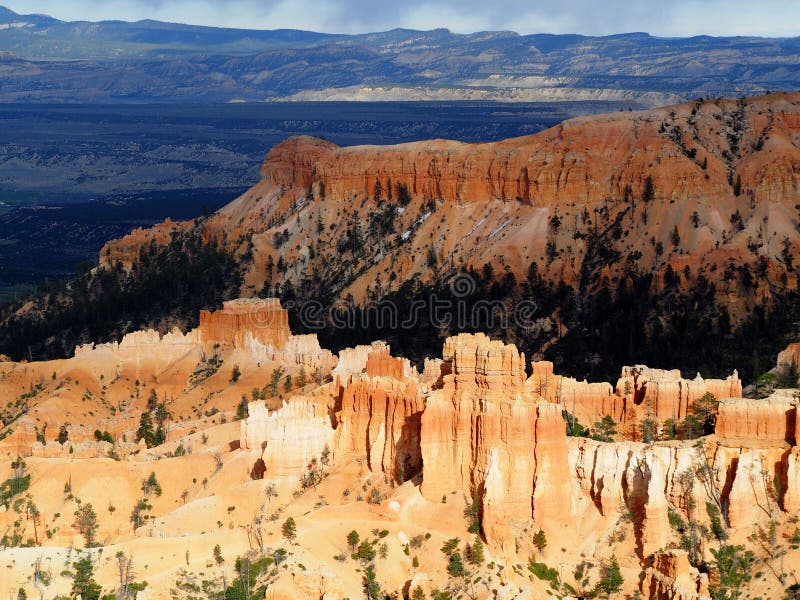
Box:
<box><xmin>5</xmin><ymin>0</ymin><xmax>799</xmax><ymax>36</ymax></box>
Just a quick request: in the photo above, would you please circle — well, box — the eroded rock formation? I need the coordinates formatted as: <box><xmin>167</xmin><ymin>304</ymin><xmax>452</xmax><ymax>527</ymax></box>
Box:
<box><xmin>200</xmin><ymin>298</ymin><xmax>291</xmax><ymax>349</ymax></box>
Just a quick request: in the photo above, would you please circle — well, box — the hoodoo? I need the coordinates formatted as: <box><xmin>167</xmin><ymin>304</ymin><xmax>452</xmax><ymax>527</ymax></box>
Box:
<box><xmin>2</xmin><ymin>300</ymin><xmax>800</xmax><ymax>598</ymax></box>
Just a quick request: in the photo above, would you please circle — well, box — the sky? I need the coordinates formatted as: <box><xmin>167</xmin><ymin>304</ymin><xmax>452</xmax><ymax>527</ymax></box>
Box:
<box><xmin>4</xmin><ymin>0</ymin><xmax>800</xmax><ymax>37</ymax></box>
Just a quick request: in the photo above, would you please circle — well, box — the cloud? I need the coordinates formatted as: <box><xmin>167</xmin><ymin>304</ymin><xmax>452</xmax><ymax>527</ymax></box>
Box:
<box><xmin>4</xmin><ymin>0</ymin><xmax>799</xmax><ymax>36</ymax></box>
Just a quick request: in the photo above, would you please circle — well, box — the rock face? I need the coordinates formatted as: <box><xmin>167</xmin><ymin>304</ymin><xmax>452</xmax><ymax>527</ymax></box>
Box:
<box><xmin>420</xmin><ymin>334</ymin><xmax>571</xmax><ymax>545</ymax></box>
<box><xmin>332</xmin><ymin>341</ymin><xmax>391</xmax><ymax>380</ymax></box>
<box><xmin>529</xmin><ymin>360</ymin><xmax>741</xmax><ymax>438</ymax></box>
<box><xmin>241</xmin><ymin>398</ymin><xmax>334</xmax><ymax>486</ymax></box>
<box><xmin>100</xmin><ymin>92</ymin><xmax>800</xmax><ymax>331</ymax></box>
<box><xmin>443</xmin><ymin>332</ymin><xmax>527</xmax><ymax>389</ymax></box>
<box><xmin>242</xmin><ymin>332</ymin><xmax>336</xmax><ymax>370</ymax></box>
<box><xmin>640</xmin><ymin>551</ymin><xmax>710</xmax><ymax>600</ymax></box>
<box><xmin>7</xmin><ymin>306</ymin><xmax>800</xmax><ymax>599</ymax></box>
<box><xmin>235</xmin><ymin>330</ymin><xmax>800</xmax><ymax>561</ymax></box>
<box><xmin>333</xmin><ymin>374</ymin><xmax>424</xmax><ymax>481</ymax></box>
<box><xmin>715</xmin><ymin>394</ymin><xmax>796</xmax><ymax>444</ymax></box>
<box><xmin>777</xmin><ymin>343</ymin><xmax>800</xmax><ymax>370</ymax></box>
<box><xmin>199</xmin><ymin>298</ymin><xmax>290</xmax><ymax>349</ymax></box>
<box><xmin>75</xmin><ymin>327</ymin><xmax>203</xmax><ymax>380</ymax></box>
<box><xmin>364</xmin><ymin>345</ymin><xmax>414</xmax><ymax>380</ymax></box>
<box><xmin>619</xmin><ymin>366</ymin><xmax>742</xmax><ymax>423</ymax></box>
<box><xmin>240</xmin><ymin>341</ymin><xmax>426</xmax><ymax>483</ymax></box>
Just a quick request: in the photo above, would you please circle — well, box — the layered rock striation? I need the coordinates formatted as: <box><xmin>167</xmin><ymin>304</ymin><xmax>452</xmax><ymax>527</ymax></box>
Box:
<box><xmin>200</xmin><ymin>298</ymin><xmax>291</xmax><ymax>349</ymax></box>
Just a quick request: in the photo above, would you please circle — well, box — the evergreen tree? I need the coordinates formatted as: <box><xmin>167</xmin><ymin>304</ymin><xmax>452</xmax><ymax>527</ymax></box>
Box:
<box><xmin>73</xmin><ymin>503</ymin><xmax>99</xmax><ymax>547</ymax></box>
<box><xmin>672</xmin><ymin>225</ymin><xmax>681</xmax><ymax>247</ymax></box>
<box><xmin>347</xmin><ymin>530</ymin><xmax>360</xmax><ymax>552</ymax></box>
<box><xmin>468</xmin><ymin>536</ymin><xmax>485</xmax><ymax>565</ymax></box>
<box><xmin>642</xmin><ymin>175</ymin><xmax>655</xmax><ymax>203</ymax></box>
<box><xmin>281</xmin><ymin>517</ymin><xmax>296</xmax><ymax>541</ymax></box>
<box><xmin>593</xmin><ymin>555</ymin><xmax>623</xmax><ymax>598</ymax></box>
<box><xmin>533</xmin><ymin>529</ymin><xmax>547</xmax><ymax>554</ymax></box>
<box><xmin>296</xmin><ymin>365</ymin><xmax>307</xmax><ymax>388</ymax></box>
<box><xmin>447</xmin><ymin>551</ymin><xmax>464</xmax><ymax>577</ymax></box>
<box><xmin>136</xmin><ymin>412</ymin><xmax>155</xmax><ymax>447</ymax></box>
<box><xmin>363</xmin><ymin>564</ymin><xmax>382</xmax><ymax>600</ymax></box>
<box><xmin>591</xmin><ymin>415</ymin><xmax>618</xmax><ymax>442</ymax></box>
<box><xmin>641</xmin><ymin>417</ymin><xmax>659</xmax><ymax>442</ymax></box>
<box><xmin>237</xmin><ymin>395</ymin><xmax>249</xmax><ymax>420</ymax></box>
<box><xmin>710</xmin><ymin>545</ymin><xmax>754</xmax><ymax>600</ymax></box>
<box><xmin>268</xmin><ymin>367</ymin><xmax>283</xmax><ymax>396</ymax></box>
<box><xmin>71</xmin><ymin>556</ymin><xmax>102</xmax><ymax>600</ymax></box>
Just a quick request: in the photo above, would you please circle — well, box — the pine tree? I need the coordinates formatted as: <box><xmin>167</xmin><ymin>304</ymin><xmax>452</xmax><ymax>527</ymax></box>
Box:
<box><xmin>591</xmin><ymin>415</ymin><xmax>618</xmax><ymax>442</ymax></box>
<box><xmin>447</xmin><ymin>551</ymin><xmax>464</xmax><ymax>577</ymax></box>
<box><xmin>593</xmin><ymin>555</ymin><xmax>623</xmax><ymax>598</ymax></box>
<box><xmin>296</xmin><ymin>365</ymin><xmax>307</xmax><ymax>388</ymax></box>
<box><xmin>671</xmin><ymin>225</ymin><xmax>681</xmax><ymax>247</ymax></box>
<box><xmin>363</xmin><ymin>564</ymin><xmax>382</xmax><ymax>599</ymax></box>
<box><xmin>642</xmin><ymin>175</ymin><xmax>655</xmax><ymax>203</ymax></box>
<box><xmin>236</xmin><ymin>395</ymin><xmax>248</xmax><ymax>420</ymax></box>
<box><xmin>71</xmin><ymin>556</ymin><xmax>102</xmax><ymax>600</ymax></box>
<box><xmin>73</xmin><ymin>503</ymin><xmax>99</xmax><ymax>547</ymax></box>
<box><xmin>269</xmin><ymin>367</ymin><xmax>283</xmax><ymax>396</ymax></box>
<box><xmin>281</xmin><ymin>517</ymin><xmax>297</xmax><ymax>541</ymax></box>
<box><xmin>468</xmin><ymin>536</ymin><xmax>485</xmax><ymax>565</ymax></box>
<box><xmin>136</xmin><ymin>412</ymin><xmax>155</xmax><ymax>447</ymax></box>
<box><xmin>347</xmin><ymin>530</ymin><xmax>360</xmax><ymax>552</ymax></box>
<box><xmin>533</xmin><ymin>529</ymin><xmax>547</xmax><ymax>554</ymax></box>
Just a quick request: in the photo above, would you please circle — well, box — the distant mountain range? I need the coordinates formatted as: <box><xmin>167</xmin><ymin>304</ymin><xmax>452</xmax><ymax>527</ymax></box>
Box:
<box><xmin>0</xmin><ymin>5</ymin><xmax>799</xmax><ymax>104</ymax></box>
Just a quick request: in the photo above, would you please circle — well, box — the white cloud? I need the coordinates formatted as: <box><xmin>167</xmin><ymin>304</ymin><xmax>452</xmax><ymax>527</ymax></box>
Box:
<box><xmin>3</xmin><ymin>0</ymin><xmax>799</xmax><ymax>36</ymax></box>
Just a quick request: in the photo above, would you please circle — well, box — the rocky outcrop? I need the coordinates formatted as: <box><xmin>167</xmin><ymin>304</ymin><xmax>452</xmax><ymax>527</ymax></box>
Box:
<box><xmin>99</xmin><ymin>93</ymin><xmax>800</xmax><ymax>348</ymax></box>
<box><xmin>442</xmin><ymin>333</ymin><xmax>527</xmax><ymax>390</ymax></box>
<box><xmin>240</xmin><ymin>398</ymin><xmax>334</xmax><ymax>486</ymax></box>
<box><xmin>75</xmin><ymin>328</ymin><xmax>203</xmax><ymax>381</ymax></box>
<box><xmin>333</xmin><ymin>375</ymin><xmax>424</xmax><ymax>481</ymax></box>
<box><xmin>530</xmin><ymin>361</ymin><xmax>741</xmax><ymax>439</ymax></box>
<box><xmin>715</xmin><ymin>394</ymin><xmax>796</xmax><ymax>444</ymax></box>
<box><xmin>420</xmin><ymin>334</ymin><xmax>571</xmax><ymax>545</ymax></box>
<box><xmin>332</xmin><ymin>341</ymin><xmax>391</xmax><ymax>380</ymax></box>
<box><xmin>619</xmin><ymin>366</ymin><xmax>742</xmax><ymax>423</ymax></box>
<box><xmin>531</xmin><ymin>361</ymin><xmax>621</xmax><ymax>427</ymax></box>
<box><xmin>199</xmin><ymin>298</ymin><xmax>290</xmax><ymax>350</ymax></box>
<box><xmin>240</xmin><ymin>342</ymin><xmax>425</xmax><ymax>483</ymax></box>
<box><xmin>29</xmin><ymin>440</ymin><xmax>114</xmax><ymax>459</ymax></box>
<box><xmin>640</xmin><ymin>551</ymin><xmax>710</xmax><ymax>600</ymax></box>
<box><xmin>255</xmin><ymin>93</ymin><xmax>800</xmax><ymax>210</ymax></box>
<box><xmin>241</xmin><ymin>332</ymin><xmax>336</xmax><ymax>370</ymax></box>
<box><xmin>777</xmin><ymin>343</ymin><xmax>800</xmax><ymax>370</ymax></box>
<box><xmin>365</xmin><ymin>345</ymin><xmax>415</xmax><ymax>380</ymax></box>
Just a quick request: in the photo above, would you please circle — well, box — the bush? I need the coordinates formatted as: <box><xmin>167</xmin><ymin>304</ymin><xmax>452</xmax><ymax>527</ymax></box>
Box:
<box><xmin>528</xmin><ymin>560</ymin><xmax>559</xmax><ymax>588</ymax></box>
<box><xmin>591</xmin><ymin>415</ymin><xmax>618</xmax><ymax>442</ymax></box>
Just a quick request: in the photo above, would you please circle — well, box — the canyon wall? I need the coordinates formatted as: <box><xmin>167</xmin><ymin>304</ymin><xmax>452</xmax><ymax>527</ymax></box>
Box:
<box><xmin>199</xmin><ymin>298</ymin><xmax>291</xmax><ymax>349</ymax></box>
<box><xmin>529</xmin><ymin>360</ymin><xmax>741</xmax><ymax>435</ymax></box>
<box><xmin>234</xmin><ymin>332</ymin><xmax>800</xmax><ymax>556</ymax></box>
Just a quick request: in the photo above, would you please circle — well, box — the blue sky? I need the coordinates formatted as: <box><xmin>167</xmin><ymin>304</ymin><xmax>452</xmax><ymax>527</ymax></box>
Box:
<box><xmin>5</xmin><ymin>0</ymin><xmax>800</xmax><ymax>36</ymax></box>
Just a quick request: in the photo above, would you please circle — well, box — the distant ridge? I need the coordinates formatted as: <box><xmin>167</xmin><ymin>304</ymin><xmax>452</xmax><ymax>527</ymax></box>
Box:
<box><xmin>0</xmin><ymin>5</ymin><xmax>798</xmax><ymax>104</ymax></box>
